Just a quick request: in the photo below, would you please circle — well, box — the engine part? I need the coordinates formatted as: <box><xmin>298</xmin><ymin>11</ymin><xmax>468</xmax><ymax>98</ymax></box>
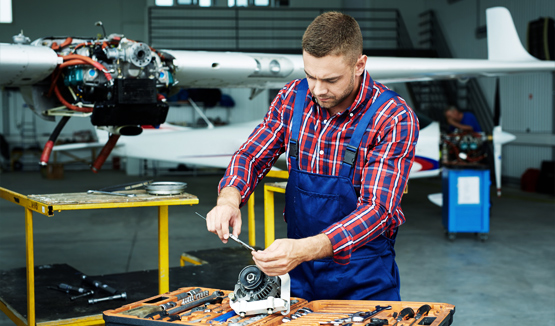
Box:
<box><xmin>146</xmin><ymin>182</ymin><xmax>188</xmax><ymax>195</ymax></box>
<box><xmin>229</xmin><ymin>265</ymin><xmax>290</xmax><ymax>317</ymax></box>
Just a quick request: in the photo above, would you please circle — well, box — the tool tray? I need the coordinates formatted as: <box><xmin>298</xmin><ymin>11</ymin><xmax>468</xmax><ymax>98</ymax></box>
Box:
<box><xmin>103</xmin><ymin>286</ymin><xmax>455</xmax><ymax>326</ymax></box>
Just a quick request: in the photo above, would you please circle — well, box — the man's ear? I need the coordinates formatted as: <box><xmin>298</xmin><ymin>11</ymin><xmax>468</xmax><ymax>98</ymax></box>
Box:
<box><xmin>355</xmin><ymin>55</ymin><xmax>367</xmax><ymax>76</ymax></box>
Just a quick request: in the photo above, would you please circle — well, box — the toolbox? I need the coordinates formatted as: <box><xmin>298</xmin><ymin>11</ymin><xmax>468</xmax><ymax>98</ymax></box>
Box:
<box><xmin>103</xmin><ymin>286</ymin><xmax>455</xmax><ymax>326</ymax></box>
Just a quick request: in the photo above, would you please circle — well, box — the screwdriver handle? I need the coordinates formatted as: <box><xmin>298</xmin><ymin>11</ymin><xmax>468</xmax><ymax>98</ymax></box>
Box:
<box><xmin>408</xmin><ymin>305</ymin><xmax>432</xmax><ymax>326</ymax></box>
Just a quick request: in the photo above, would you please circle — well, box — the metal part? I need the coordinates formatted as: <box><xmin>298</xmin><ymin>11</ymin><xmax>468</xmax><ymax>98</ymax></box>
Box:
<box><xmin>58</xmin><ymin>283</ymin><xmax>88</xmax><ymax>293</ymax></box>
<box><xmin>87</xmin><ymin>190</ymin><xmax>136</xmax><ymax>197</ymax></box>
<box><xmin>70</xmin><ymin>290</ymin><xmax>94</xmax><ymax>300</ymax></box>
<box><xmin>187</xmin><ymin>314</ymin><xmax>211</xmax><ymax>323</ymax></box>
<box><xmin>166</xmin><ymin>290</ymin><xmax>224</xmax><ymax>316</ymax></box>
<box><xmin>229</xmin><ymin>234</ymin><xmax>256</xmax><ymax>251</ymax></box>
<box><xmin>160</xmin><ymin>301</ymin><xmax>177</xmax><ymax>310</ymax></box>
<box><xmin>351</xmin><ymin>305</ymin><xmax>392</xmax><ymax>323</ymax></box>
<box><xmin>230</xmin><ymin>265</ymin><xmax>290</xmax><ymax>317</ymax></box>
<box><xmin>88</xmin><ymin>292</ymin><xmax>127</xmax><ymax>304</ymax></box>
<box><xmin>195</xmin><ymin>212</ymin><xmax>255</xmax><ymax>251</ymax></box>
<box><xmin>146</xmin><ymin>182</ymin><xmax>187</xmax><ymax>195</ymax></box>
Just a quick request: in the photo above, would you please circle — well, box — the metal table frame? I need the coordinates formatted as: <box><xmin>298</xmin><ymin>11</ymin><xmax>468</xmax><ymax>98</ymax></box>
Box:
<box><xmin>0</xmin><ymin>187</ymin><xmax>198</xmax><ymax>326</ymax></box>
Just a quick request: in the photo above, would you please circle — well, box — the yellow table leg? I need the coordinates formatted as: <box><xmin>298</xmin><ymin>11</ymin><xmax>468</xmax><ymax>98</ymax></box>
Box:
<box><xmin>263</xmin><ymin>185</ymin><xmax>275</xmax><ymax>248</ymax></box>
<box><xmin>25</xmin><ymin>208</ymin><xmax>35</xmax><ymax>326</ymax></box>
<box><xmin>158</xmin><ymin>205</ymin><xmax>169</xmax><ymax>294</ymax></box>
<box><xmin>247</xmin><ymin>194</ymin><xmax>255</xmax><ymax>248</ymax></box>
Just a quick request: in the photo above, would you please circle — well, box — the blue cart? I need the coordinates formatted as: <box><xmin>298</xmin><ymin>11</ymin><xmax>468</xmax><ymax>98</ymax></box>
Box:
<box><xmin>442</xmin><ymin>167</ymin><xmax>490</xmax><ymax>241</ymax></box>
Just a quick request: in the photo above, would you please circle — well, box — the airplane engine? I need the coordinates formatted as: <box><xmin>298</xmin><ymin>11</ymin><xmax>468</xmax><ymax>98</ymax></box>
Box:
<box><xmin>0</xmin><ymin>32</ymin><xmax>179</xmax><ymax>169</ymax></box>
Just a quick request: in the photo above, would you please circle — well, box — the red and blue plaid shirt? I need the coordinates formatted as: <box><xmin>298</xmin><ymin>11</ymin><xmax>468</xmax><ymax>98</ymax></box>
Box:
<box><xmin>219</xmin><ymin>71</ymin><xmax>419</xmax><ymax>264</ymax></box>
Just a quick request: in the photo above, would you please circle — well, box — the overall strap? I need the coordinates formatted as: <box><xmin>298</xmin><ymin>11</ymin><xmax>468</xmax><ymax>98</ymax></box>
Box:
<box><xmin>339</xmin><ymin>90</ymin><xmax>399</xmax><ymax>178</ymax></box>
<box><xmin>289</xmin><ymin>79</ymin><xmax>308</xmax><ymax>169</ymax></box>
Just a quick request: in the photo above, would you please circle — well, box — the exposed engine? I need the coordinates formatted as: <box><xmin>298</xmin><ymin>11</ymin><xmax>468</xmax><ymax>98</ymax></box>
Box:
<box><xmin>441</xmin><ymin>131</ymin><xmax>488</xmax><ymax>166</ymax></box>
<box><xmin>229</xmin><ymin>265</ymin><xmax>290</xmax><ymax>317</ymax></box>
<box><xmin>29</xmin><ymin>34</ymin><xmax>176</xmax><ymax>136</ymax></box>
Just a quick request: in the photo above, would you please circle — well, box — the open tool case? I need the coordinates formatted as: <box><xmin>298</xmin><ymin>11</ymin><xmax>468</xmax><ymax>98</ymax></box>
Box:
<box><xmin>103</xmin><ymin>286</ymin><xmax>455</xmax><ymax>326</ymax></box>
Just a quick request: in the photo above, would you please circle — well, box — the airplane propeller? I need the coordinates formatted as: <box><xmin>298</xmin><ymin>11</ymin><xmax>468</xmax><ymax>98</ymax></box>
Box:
<box><xmin>491</xmin><ymin>78</ymin><xmax>516</xmax><ymax>197</ymax></box>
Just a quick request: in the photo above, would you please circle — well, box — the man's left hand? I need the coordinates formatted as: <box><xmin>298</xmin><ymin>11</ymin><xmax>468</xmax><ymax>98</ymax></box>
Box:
<box><xmin>252</xmin><ymin>233</ymin><xmax>333</xmax><ymax>276</ymax></box>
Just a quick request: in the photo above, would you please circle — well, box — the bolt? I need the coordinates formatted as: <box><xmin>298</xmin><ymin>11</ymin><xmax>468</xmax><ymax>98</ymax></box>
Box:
<box><xmin>88</xmin><ymin>292</ymin><xmax>127</xmax><ymax>304</ymax></box>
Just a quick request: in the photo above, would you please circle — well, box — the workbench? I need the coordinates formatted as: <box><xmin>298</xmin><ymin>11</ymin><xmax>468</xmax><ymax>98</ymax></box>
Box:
<box><xmin>0</xmin><ymin>187</ymin><xmax>198</xmax><ymax>326</ymax></box>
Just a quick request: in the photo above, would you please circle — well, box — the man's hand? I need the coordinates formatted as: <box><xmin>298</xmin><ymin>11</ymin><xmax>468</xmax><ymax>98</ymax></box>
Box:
<box><xmin>207</xmin><ymin>187</ymin><xmax>242</xmax><ymax>243</ymax></box>
<box><xmin>252</xmin><ymin>233</ymin><xmax>333</xmax><ymax>276</ymax></box>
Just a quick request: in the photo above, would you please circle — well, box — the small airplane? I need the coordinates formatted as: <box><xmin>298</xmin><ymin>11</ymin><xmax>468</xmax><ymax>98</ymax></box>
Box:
<box><xmin>0</xmin><ymin>7</ymin><xmax>552</xmax><ymax>194</ymax></box>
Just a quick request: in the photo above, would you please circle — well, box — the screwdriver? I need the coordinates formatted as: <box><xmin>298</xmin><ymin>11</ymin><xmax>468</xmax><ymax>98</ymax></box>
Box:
<box><xmin>195</xmin><ymin>212</ymin><xmax>255</xmax><ymax>251</ymax></box>
<box><xmin>408</xmin><ymin>305</ymin><xmax>431</xmax><ymax>326</ymax></box>
<box><xmin>392</xmin><ymin>307</ymin><xmax>415</xmax><ymax>326</ymax></box>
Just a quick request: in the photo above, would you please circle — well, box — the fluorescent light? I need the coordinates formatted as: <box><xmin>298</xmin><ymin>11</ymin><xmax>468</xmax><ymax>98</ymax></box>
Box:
<box><xmin>0</xmin><ymin>0</ymin><xmax>13</xmax><ymax>24</ymax></box>
<box><xmin>155</xmin><ymin>0</ymin><xmax>174</xmax><ymax>6</ymax></box>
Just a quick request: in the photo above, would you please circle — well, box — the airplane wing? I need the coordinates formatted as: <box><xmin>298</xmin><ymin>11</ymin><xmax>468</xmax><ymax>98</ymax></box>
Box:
<box><xmin>0</xmin><ymin>7</ymin><xmax>550</xmax><ymax>176</ymax></box>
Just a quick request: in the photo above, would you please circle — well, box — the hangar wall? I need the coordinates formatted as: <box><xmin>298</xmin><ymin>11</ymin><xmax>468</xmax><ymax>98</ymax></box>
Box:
<box><xmin>420</xmin><ymin>0</ymin><xmax>555</xmax><ymax>182</ymax></box>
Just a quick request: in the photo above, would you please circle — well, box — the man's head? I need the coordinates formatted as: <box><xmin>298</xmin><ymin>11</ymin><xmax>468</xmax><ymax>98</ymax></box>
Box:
<box><xmin>302</xmin><ymin>11</ymin><xmax>363</xmax><ymax>66</ymax></box>
<box><xmin>302</xmin><ymin>12</ymin><xmax>366</xmax><ymax>113</ymax></box>
<box><xmin>445</xmin><ymin>105</ymin><xmax>463</xmax><ymax>122</ymax></box>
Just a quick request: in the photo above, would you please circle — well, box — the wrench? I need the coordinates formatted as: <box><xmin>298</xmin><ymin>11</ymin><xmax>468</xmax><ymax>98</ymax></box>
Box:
<box><xmin>87</xmin><ymin>190</ymin><xmax>136</xmax><ymax>197</ymax></box>
<box><xmin>351</xmin><ymin>305</ymin><xmax>392</xmax><ymax>323</ymax></box>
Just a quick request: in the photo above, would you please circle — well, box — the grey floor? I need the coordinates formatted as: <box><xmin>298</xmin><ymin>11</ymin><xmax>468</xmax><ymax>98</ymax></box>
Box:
<box><xmin>0</xmin><ymin>168</ymin><xmax>554</xmax><ymax>325</ymax></box>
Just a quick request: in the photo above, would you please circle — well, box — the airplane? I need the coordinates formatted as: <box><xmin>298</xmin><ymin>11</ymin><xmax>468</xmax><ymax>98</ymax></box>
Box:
<box><xmin>0</xmin><ymin>7</ymin><xmax>553</xmax><ymax>195</ymax></box>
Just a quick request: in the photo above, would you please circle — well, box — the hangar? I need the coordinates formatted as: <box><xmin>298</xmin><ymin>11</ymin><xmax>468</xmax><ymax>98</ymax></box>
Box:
<box><xmin>0</xmin><ymin>0</ymin><xmax>553</xmax><ymax>325</ymax></box>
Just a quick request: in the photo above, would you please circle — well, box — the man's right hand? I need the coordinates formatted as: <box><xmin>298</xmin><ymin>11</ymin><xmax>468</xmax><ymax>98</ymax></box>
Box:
<box><xmin>206</xmin><ymin>186</ymin><xmax>242</xmax><ymax>243</ymax></box>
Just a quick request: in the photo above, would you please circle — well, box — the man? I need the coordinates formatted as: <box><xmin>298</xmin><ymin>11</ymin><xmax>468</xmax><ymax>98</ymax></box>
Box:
<box><xmin>444</xmin><ymin>105</ymin><xmax>482</xmax><ymax>132</ymax></box>
<box><xmin>206</xmin><ymin>12</ymin><xmax>419</xmax><ymax>301</ymax></box>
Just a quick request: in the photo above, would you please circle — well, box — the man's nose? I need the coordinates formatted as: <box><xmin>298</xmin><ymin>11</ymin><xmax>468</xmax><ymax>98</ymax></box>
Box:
<box><xmin>312</xmin><ymin>80</ymin><xmax>328</xmax><ymax>96</ymax></box>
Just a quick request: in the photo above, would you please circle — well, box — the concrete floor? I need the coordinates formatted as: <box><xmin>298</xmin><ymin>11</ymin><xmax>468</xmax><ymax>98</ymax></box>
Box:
<box><xmin>0</xmin><ymin>169</ymin><xmax>554</xmax><ymax>325</ymax></box>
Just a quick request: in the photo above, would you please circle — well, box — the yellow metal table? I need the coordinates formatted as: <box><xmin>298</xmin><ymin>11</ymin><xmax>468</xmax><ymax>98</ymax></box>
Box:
<box><xmin>0</xmin><ymin>187</ymin><xmax>198</xmax><ymax>326</ymax></box>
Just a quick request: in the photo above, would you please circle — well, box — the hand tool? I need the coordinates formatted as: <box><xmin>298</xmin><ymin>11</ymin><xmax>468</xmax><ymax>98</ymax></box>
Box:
<box><xmin>166</xmin><ymin>290</ymin><xmax>225</xmax><ymax>316</ymax></box>
<box><xmin>408</xmin><ymin>305</ymin><xmax>431</xmax><ymax>326</ymax></box>
<box><xmin>58</xmin><ymin>283</ymin><xmax>89</xmax><ymax>293</ymax></box>
<box><xmin>100</xmin><ymin>180</ymin><xmax>153</xmax><ymax>192</ymax></box>
<box><xmin>70</xmin><ymin>290</ymin><xmax>94</xmax><ymax>300</ymax></box>
<box><xmin>87</xmin><ymin>189</ymin><xmax>136</xmax><ymax>197</ymax></box>
<box><xmin>81</xmin><ymin>274</ymin><xmax>118</xmax><ymax>294</ymax></box>
<box><xmin>365</xmin><ymin>318</ymin><xmax>389</xmax><ymax>326</ymax></box>
<box><xmin>187</xmin><ymin>314</ymin><xmax>211</xmax><ymax>323</ymax></box>
<box><xmin>391</xmin><ymin>307</ymin><xmax>415</xmax><ymax>326</ymax></box>
<box><xmin>88</xmin><ymin>292</ymin><xmax>127</xmax><ymax>304</ymax></box>
<box><xmin>351</xmin><ymin>305</ymin><xmax>392</xmax><ymax>322</ymax></box>
<box><xmin>195</xmin><ymin>212</ymin><xmax>255</xmax><ymax>251</ymax></box>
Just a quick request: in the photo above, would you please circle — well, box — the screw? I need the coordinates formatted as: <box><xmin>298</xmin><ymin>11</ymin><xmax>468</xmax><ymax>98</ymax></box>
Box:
<box><xmin>88</xmin><ymin>292</ymin><xmax>127</xmax><ymax>304</ymax></box>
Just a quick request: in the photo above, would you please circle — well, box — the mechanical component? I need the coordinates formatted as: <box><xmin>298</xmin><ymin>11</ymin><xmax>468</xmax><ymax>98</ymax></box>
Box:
<box><xmin>230</xmin><ymin>265</ymin><xmax>290</xmax><ymax>317</ymax></box>
<box><xmin>441</xmin><ymin>131</ymin><xmax>487</xmax><ymax>165</ymax></box>
<box><xmin>165</xmin><ymin>290</ymin><xmax>224</xmax><ymax>316</ymax></box>
<box><xmin>146</xmin><ymin>182</ymin><xmax>188</xmax><ymax>195</ymax></box>
<box><xmin>88</xmin><ymin>292</ymin><xmax>127</xmax><ymax>304</ymax></box>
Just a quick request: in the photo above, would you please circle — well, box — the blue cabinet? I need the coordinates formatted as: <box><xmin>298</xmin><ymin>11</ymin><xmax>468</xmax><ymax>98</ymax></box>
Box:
<box><xmin>442</xmin><ymin>168</ymin><xmax>490</xmax><ymax>240</ymax></box>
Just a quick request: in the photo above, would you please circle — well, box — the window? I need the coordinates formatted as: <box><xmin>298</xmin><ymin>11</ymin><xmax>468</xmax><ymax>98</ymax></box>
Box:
<box><xmin>0</xmin><ymin>0</ymin><xmax>12</xmax><ymax>23</ymax></box>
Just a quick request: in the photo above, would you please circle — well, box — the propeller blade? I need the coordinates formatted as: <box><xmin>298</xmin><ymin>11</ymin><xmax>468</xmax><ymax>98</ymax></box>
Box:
<box><xmin>493</xmin><ymin>78</ymin><xmax>501</xmax><ymax>127</ymax></box>
<box><xmin>492</xmin><ymin>126</ymin><xmax>516</xmax><ymax>196</ymax></box>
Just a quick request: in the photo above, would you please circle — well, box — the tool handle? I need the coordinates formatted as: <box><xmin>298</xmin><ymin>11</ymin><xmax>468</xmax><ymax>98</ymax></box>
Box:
<box><xmin>397</xmin><ymin>307</ymin><xmax>415</xmax><ymax>321</ymax></box>
<box><xmin>416</xmin><ymin>304</ymin><xmax>432</xmax><ymax>317</ymax></box>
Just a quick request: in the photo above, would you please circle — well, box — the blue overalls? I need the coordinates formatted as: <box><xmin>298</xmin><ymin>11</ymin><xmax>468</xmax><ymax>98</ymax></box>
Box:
<box><xmin>285</xmin><ymin>79</ymin><xmax>401</xmax><ymax>301</ymax></box>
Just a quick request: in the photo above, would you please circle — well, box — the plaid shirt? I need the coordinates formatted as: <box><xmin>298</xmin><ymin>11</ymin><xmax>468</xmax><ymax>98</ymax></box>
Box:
<box><xmin>219</xmin><ymin>71</ymin><xmax>419</xmax><ymax>264</ymax></box>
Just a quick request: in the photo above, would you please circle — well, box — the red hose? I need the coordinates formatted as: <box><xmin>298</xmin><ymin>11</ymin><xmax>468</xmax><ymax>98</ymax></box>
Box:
<box><xmin>91</xmin><ymin>134</ymin><xmax>120</xmax><ymax>173</ymax></box>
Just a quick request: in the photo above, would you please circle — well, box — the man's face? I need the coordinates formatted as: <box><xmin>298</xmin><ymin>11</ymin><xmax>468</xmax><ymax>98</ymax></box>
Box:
<box><xmin>302</xmin><ymin>51</ymin><xmax>366</xmax><ymax>113</ymax></box>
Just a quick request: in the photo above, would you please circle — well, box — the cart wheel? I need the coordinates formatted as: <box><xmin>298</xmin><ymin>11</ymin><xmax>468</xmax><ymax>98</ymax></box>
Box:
<box><xmin>479</xmin><ymin>233</ymin><xmax>488</xmax><ymax>242</ymax></box>
<box><xmin>447</xmin><ymin>233</ymin><xmax>456</xmax><ymax>241</ymax></box>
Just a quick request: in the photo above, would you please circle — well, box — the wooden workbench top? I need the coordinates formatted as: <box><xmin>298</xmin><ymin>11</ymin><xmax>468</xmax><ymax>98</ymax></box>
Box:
<box><xmin>27</xmin><ymin>190</ymin><xmax>197</xmax><ymax>205</ymax></box>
